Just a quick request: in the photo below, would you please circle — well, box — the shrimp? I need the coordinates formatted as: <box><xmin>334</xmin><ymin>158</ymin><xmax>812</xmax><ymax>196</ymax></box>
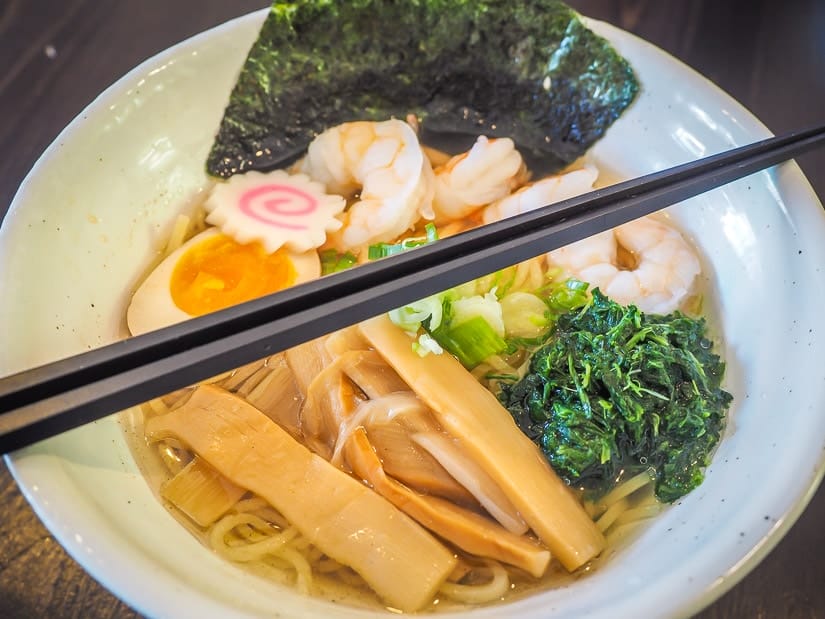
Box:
<box><xmin>432</xmin><ymin>136</ymin><xmax>527</xmax><ymax>222</ymax></box>
<box><xmin>298</xmin><ymin>119</ymin><xmax>434</xmax><ymax>250</ymax></box>
<box><xmin>480</xmin><ymin>165</ymin><xmax>598</xmax><ymax>225</ymax></box>
<box><xmin>547</xmin><ymin>215</ymin><xmax>701</xmax><ymax>314</ymax></box>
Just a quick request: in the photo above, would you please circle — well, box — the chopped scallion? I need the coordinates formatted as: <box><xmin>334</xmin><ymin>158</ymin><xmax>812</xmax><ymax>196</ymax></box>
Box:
<box><xmin>430</xmin><ymin>315</ymin><xmax>507</xmax><ymax>369</ymax></box>
<box><xmin>320</xmin><ymin>250</ymin><xmax>357</xmax><ymax>275</ymax></box>
<box><xmin>368</xmin><ymin>223</ymin><xmax>438</xmax><ymax>259</ymax></box>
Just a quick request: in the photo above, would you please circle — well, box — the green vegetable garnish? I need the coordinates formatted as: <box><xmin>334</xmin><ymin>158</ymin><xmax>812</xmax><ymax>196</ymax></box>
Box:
<box><xmin>320</xmin><ymin>249</ymin><xmax>357</xmax><ymax>275</ymax></box>
<box><xmin>207</xmin><ymin>0</ymin><xmax>639</xmax><ymax>177</ymax></box>
<box><xmin>430</xmin><ymin>315</ymin><xmax>508</xmax><ymax>368</ymax></box>
<box><xmin>368</xmin><ymin>223</ymin><xmax>438</xmax><ymax>260</ymax></box>
<box><xmin>500</xmin><ymin>289</ymin><xmax>733</xmax><ymax>503</ymax></box>
<box><xmin>542</xmin><ymin>276</ymin><xmax>590</xmax><ymax>313</ymax></box>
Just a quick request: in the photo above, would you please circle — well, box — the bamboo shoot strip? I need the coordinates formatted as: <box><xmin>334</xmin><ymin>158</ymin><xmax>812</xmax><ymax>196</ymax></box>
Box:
<box><xmin>145</xmin><ymin>384</ymin><xmax>456</xmax><ymax>612</ymax></box>
<box><xmin>345</xmin><ymin>428</ymin><xmax>552</xmax><ymax>577</ymax></box>
<box><xmin>161</xmin><ymin>456</ymin><xmax>247</xmax><ymax>527</ymax></box>
<box><xmin>359</xmin><ymin>315</ymin><xmax>605</xmax><ymax>571</ymax></box>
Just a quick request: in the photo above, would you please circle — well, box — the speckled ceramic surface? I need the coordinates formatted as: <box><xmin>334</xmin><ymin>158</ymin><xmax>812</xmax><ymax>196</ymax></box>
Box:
<box><xmin>2</xmin><ymin>9</ymin><xmax>824</xmax><ymax>619</ymax></box>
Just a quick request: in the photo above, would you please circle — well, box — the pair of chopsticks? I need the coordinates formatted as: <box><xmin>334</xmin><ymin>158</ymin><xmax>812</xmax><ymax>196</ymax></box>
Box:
<box><xmin>1</xmin><ymin>124</ymin><xmax>824</xmax><ymax>453</ymax></box>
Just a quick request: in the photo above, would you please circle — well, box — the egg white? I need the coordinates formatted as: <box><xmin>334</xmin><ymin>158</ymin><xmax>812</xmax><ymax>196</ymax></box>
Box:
<box><xmin>127</xmin><ymin>228</ymin><xmax>320</xmax><ymax>336</ymax></box>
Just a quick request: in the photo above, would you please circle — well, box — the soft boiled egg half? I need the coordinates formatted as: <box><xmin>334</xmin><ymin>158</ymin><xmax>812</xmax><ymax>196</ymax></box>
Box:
<box><xmin>127</xmin><ymin>228</ymin><xmax>320</xmax><ymax>336</ymax></box>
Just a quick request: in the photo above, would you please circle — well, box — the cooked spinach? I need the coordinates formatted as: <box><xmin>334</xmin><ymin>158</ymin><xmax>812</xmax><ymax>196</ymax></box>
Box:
<box><xmin>500</xmin><ymin>289</ymin><xmax>733</xmax><ymax>503</ymax></box>
<box><xmin>207</xmin><ymin>0</ymin><xmax>639</xmax><ymax>177</ymax></box>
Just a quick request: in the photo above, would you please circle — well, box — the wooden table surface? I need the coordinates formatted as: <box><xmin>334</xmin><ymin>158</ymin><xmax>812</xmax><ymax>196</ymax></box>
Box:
<box><xmin>1</xmin><ymin>1</ymin><xmax>824</xmax><ymax>617</ymax></box>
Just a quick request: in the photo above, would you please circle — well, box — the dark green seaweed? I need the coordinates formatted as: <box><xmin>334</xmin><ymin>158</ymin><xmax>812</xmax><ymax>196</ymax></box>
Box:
<box><xmin>499</xmin><ymin>290</ymin><xmax>733</xmax><ymax>503</ymax></box>
<box><xmin>207</xmin><ymin>0</ymin><xmax>639</xmax><ymax>178</ymax></box>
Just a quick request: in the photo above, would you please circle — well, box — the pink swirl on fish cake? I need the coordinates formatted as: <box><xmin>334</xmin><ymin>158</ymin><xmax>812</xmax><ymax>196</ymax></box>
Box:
<box><xmin>237</xmin><ymin>184</ymin><xmax>317</xmax><ymax>230</ymax></box>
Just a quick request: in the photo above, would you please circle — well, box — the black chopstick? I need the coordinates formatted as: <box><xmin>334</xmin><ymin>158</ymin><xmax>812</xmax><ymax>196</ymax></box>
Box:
<box><xmin>1</xmin><ymin>124</ymin><xmax>824</xmax><ymax>453</ymax></box>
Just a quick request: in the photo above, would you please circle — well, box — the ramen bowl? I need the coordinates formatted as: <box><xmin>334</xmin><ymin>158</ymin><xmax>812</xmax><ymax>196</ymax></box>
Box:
<box><xmin>2</xmin><ymin>8</ymin><xmax>825</xmax><ymax>619</ymax></box>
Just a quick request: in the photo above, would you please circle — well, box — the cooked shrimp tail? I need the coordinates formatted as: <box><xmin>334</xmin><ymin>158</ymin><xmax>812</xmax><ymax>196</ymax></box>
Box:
<box><xmin>432</xmin><ymin>136</ymin><xmax>527</xmax><ymax>222</ymax></box>
<box><xmin>481</xmin><ymin>165</ymin><xmax>598</xmax><ymax>224</ymax></box>
<box><xmin>548</xmin><ymin>215</ymin><xmax>701</xmax><ymax>314</ymax></box>
<box><xmin>299</xmin><ymin>119</ymin><xmax>435</xmax><ymax>251</ymax></box>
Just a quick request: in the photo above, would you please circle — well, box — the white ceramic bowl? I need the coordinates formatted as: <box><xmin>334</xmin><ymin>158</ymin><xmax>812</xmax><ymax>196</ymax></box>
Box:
<box><xmin>2</xmin><ymin>9</ymin><xmax>825</xmax><ymax>619</ymax></box>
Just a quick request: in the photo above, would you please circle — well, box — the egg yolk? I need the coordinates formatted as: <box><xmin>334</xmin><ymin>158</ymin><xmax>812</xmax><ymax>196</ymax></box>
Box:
<box><xmin>170</xmin><ymin>234</ymin><xmax>296</xmax><ymax>316</ymax></box>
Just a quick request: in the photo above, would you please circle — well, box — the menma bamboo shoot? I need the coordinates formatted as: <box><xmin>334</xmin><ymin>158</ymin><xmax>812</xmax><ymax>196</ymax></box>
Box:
<box><xmin>145</xmin><ymin>384</ymin><xmax>456</xmax><ymax>612</ymax></box>
<box><xmin>359</xmin><ymin>315</ymin><xmax>605</xmax><ymax>571</ymax></box>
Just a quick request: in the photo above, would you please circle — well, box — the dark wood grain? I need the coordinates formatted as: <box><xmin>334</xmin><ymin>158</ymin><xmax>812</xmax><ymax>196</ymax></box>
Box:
<box><xmin>1</xmin><ymin>1</ymin><xmax>823</xmax><ymax>618</ymax></box>
<box><xmin>0</xmin><ymin>465</ymin><xmax>139</xmax><ymax>619</ymax></box>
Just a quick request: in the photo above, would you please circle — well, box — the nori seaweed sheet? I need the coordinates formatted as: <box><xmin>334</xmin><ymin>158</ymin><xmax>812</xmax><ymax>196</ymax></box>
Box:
<box><xmin>207</xmin><ymin>0</ymin><xmax>639</xmax><ymax>178</ymax></box>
